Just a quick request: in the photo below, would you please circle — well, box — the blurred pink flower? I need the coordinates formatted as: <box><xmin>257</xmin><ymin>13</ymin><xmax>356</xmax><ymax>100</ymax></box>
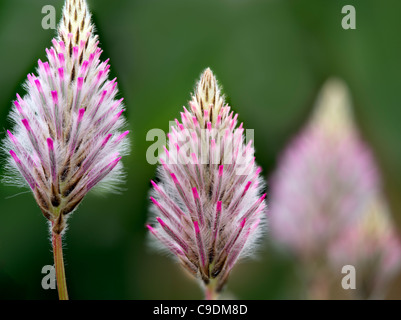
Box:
<box><xmin>269</xmin><ymin>78</ymin><xmax>401</xmax><ymax>299</ymax></box>
<box><xmin>329</xmin><ymin>197</ymin><xmax>401</xmax><ymax>298</ymax></box>
<box><xmin>270</xmin><ymin>79</ymin><xmax>379</xmax><ymax>259</ymax></box>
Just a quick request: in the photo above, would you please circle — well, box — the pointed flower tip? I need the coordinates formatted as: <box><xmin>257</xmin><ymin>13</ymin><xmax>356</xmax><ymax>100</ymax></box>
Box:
<box><xmin>77</xmin><ymin>77</ymin><xmax>84</xmax><ymax>90</ymax></box>
<box><xmin>194</xmin><ymin>221</ymin><xmax>200</xmax><ymax>233</ymax></box>
<box><xmin>43</xmin><ymin>62</ymin><xmax>50</xmax><ymax>73</ymax></box>
<box><xmin>171</xmin><ymin>173</ymin><xmax>179</xmax><ymax>184</ymax></box>
<box><xmin>192</xmin><ymin>187</ymin><xmax>199</xmax><ymax>199</ymax></box>
<box><xmin>156</xmin><ymin>217</ymin><xmax>166</xmax><ymax>227</ymax></box>
<box><xmin>9</xmin><ymin>150</ymin><xmax>19</xmax><ymax>163</ymax></box>
<box><xmin>47</xmin><ymin>138</ymin><xmax>54</xmax><ymax>150</ymax></box>
<box><xmin>58</xmin><ymin>67</ymin><xmax>65</xmax><ymax>79</ymax></box>
<box><xmin>51</xmin><ymin>91</ymin><xmax>58</xmax><ymax>104</ymax></box>
<box><xmin>146</xmin><ymin>224</ymin><xmax>156</xmax><ymax>233</ymax></box>
<box><xmin>34</xmin><ymin>79</ymin><xmax>42</xmax><ymax>92</ymax></box>
<box><xmin>21</xmin><ymin>119</ymin><xmax>31</xmax><ymax>131</ymax></box>
<box><xmin>101</xmin><ymin>134</ymin><xmax>112</xmax><ymax>147</ymax></box>
<box><xmin>198</xmin><ymin>67</ymin><xmax>218</xmax><ymax>93</ymax></box>
<box><xmin>116</xmin><ymin>109</ymin><xmax>125</xmax><ymax>118</ymax></box>
<box><xmin>115</xmin><ymin>131</ymin><xmax>129</xmax><ymax>143</ymax></box>
<box><xmin>191</xmin><ymin>153</ymin><xmax>198</xmax><ymax>163</ymax></box>
<box><xmin>110</xmin><ymin>157</ymin><xmax>122</xmax><ymax>167</ymax></box>
<box><xmin>13</xmin><ymin>100</ymin><xmax>22</xmax><ymax>112</ymax></box>
<box><xmin>245</xmin><ymin>181</ymin><xmax>252</xmax><ymax>189</ymax></box>
<box><xmin>6</xmin><ymin>130</ymin><xmax>14</xmax><ymax>139</ymax></box>
<box><xmin>203</xmin><ymin>67</ymin><xmax>214</xmax><ymax>79</ymax></box>
<box><xmin>150</xmin><ymin>180</ymin><xmax>160</xmax><ymax>191</ymax></box>
<box><xmin>150</xmin><ymin>196</ymin><xmax>158</xmax><ymax>205</ymax></box>
<box><xmin>78</xmin><ymin>108</ymin><xmax>86</xmax><ymax>120</ymax></box>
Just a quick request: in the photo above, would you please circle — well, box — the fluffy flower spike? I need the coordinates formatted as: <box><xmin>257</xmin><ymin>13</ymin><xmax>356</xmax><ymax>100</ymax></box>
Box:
<box><xmin>2</xmin><ymin>0</ymin><xmax>129</xmax><ymax>234</ymax></box>
<box><xmin>270</xmin><ymin>78</ymin><xmax>379</xmax><ymax>259</ymax></box>
<box><xmin>147</xmin><ymin>68</ymin><xmax>267</xmax><ymax>293</ymax></box>
<box><xmin>269</xmin><ymin>78</ymin><xmax>401</xmax><ymax>299</ymax></box>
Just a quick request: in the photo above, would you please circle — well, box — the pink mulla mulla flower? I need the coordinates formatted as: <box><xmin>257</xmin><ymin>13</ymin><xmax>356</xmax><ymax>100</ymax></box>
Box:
<box><xmin>329</xmin><ymin>197</ymin><xmax>401</xmax><ymax>299</ymax></box>
<box><xmin>269</xmin><ymin>78</ymin><xmax>379</xmax><ymax>261</ymax></box>
<box><xmin>147</xmin><ymin>68</ymin><xmax>267</xmax><ymax>299</ymax></box>
<box><xmin>2</xmin><ymin>0</ymin><xmax>129</xmax><ymax>235</ymax></box>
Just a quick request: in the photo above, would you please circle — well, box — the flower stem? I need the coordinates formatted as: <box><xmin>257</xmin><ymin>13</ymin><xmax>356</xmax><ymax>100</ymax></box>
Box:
<box><xmin>52</xmin><ymin>231</ymin><xmax>69</xmax><ymax>300</ymax></box>
<box><xmin>204</xmin><ymin>281</ymin><xmax>219</xmax><ymax>300</ymax></box>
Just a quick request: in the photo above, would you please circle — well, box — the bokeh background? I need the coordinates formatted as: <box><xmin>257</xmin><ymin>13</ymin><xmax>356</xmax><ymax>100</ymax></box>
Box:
<box><xmin>0</xmin><ymin>0</ymin><xmax>400</xmax><ymax>299</ymax></box>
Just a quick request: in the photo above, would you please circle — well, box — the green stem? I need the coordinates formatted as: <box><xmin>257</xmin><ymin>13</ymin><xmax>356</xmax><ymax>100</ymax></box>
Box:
<box><xmin>52</xmin><ymin>231</ymin><xmax>69</xmax><ymax>300</ymax></box>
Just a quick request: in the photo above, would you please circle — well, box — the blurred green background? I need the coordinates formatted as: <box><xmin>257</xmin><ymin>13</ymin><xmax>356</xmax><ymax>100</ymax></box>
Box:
<box><xmin>0</xmin><ymin>0</ymin><xmax>400</xmax><ymax>299</ymax></box>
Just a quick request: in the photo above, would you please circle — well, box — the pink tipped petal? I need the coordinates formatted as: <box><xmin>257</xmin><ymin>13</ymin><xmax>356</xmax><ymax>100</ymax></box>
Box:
<box><xmin>194</xmin><ymin>220</ymin><xmax>207</xmax><ymax>274</ymax></box>
<box><xmin>22</xmin><ymin>119</ymin><xmax>31</xmax><ymax>131</ymax></box>
<box><xmin>170</xmin><ymin>173</ymin><xmax>193</xmax><ymax>214</ymax></box>
<box><xmin>47</xmin><ymin>138</ymin><xmax>54</xmax><ymax>150</ymax></box>
<box><xmin>192</xmin><ymin>187</ymin><xmax>200</xmax><ymax>199</ymax></box>
<box><xmin>78</xmin><ymin>108</ymin><xmax>85</xmax><ymax>122</ymax></box>
<box><xmin>9</xmin><ymin>150</ymin><xmax>20</xmax><ymax>163</ymax></box>
<box><xmin>10</xmin><ymin>150</ymin><xmax>36</xmax><ymax>190</ymax></box>
<box><xmin>101</xmin><ymin>134</ymin><xmax>112</xmax><ymax>147</ymax></box>
<box><xmin>157</xmin><ymin>217</ymin><xmax>188</xmax><ymax>253</ymax></box>
<box><xmin>86</xmin><ymin>157</ymin><xmax>121</xmax><ymax>191</ymax></box>
<box><xmin>47</xmin><ymin>138</ymin><xmax>58</xmax><ymax>187</ymax></box>
<box><xmin>151</xmin><ymin>181</ymin><xmax>185</xmax><ymax>219</ymax></box>
<box><xmin>151</xmin><ymin>180</ymin><xmax>159</xmax><ymax>191</ymax></box>
<box><xmin>73</xmin><ymin>46</ymin><xmax>79</xmax><ymax>59</ymax></box>
<box><xmin>151</xmin><ymin>197</ymin><xmax>180</xmax><ymax>228</ymax></box>
<box><xmin>192</xmin><ymin>187</ymin><xmax>204</xmax><ymax>226</ymax></box>
<box><xmin>77</xmin><ymin>77</ymin><xmax>84</xmax><ymax>91</ymax></box>
<box><xmin>115</xmin><ymin>131</ymin><xmax>129</xmax><ymax>144</ymax></box>
<box><xmin>34</xmin><ymin>80</ymin><xmax>43</xmax><ymax>93</ymax></box>
<box><xmin>51</xmin><ymin>91</ymin><xmax>59</xmax><ymax>105</ymax></box>
<box><xmin>146</xmin><ymin>224</ymin><xmax>156</xmax><ymax>233</ymax></box>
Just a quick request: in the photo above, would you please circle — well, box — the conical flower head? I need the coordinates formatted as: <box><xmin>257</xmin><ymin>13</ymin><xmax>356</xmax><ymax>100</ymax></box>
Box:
<box><xmin>147</xmin><ymin>68</ymin><xmax>267</xmax><ymax>293</ymax></box>
<box><xmin>2</xmin><ymin>0</ymin><xmax>129</xmax><ymax>234</ymax></box>
<box><xmin>270</xmin><ymin>78</ymin><xmax>379</xmax><ymax>259</ymax></box>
